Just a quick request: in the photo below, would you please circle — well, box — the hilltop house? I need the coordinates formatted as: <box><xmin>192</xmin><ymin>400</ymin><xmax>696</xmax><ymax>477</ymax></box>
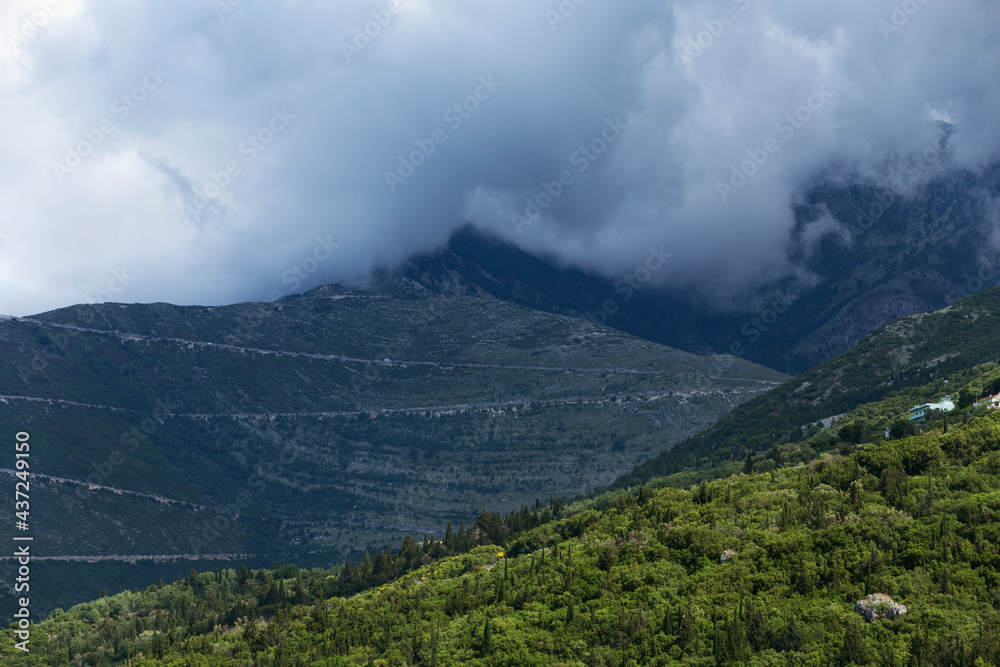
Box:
<box><xmin>908</xmin><ymin>396</ymin><xmax>955</xmax><ymax>423</ymax></box>
<box><xmin>974</xmin><ymin>393</ymin><xmax>1000</xmax><ymax>410</ymax></box>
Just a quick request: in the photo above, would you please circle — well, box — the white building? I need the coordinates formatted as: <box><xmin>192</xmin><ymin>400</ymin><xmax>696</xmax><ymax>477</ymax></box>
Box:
<box><xmin>974</xmin><ymin>393</ymin><xmax>1000</xmax><ymax>410</ymax></box>
<box><xmin>908</xmin><ymin>396</ymin><xmax>955</xmax><ymax>423</ymax></box>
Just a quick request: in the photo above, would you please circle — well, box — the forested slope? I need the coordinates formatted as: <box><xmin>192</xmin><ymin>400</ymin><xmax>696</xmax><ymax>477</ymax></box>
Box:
<box><xmin>617</xmin><ymin>288</ymin><xmax>1000</xmax><ymax>488</ymax></box>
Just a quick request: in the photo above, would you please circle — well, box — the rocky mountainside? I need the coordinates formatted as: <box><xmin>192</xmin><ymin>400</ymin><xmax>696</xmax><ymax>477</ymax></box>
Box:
<box><xmin>377</xmin><ymin>160</ymin><xmax>1000</xmax><ymax>374</ymax></box>
<box><xmin>0</xmin><ymin>286</ymin><xmax>786</xmax><ymax>615</ymax></box>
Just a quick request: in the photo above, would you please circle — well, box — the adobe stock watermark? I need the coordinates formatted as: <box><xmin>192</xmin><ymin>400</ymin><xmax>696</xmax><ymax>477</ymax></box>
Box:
<box><xmin>15</xmin><ymin>326</ymin><xmax>72</xmax><ymax>385</ymax></box>
<box><xmin>384</xmin><ymin>76</ymin><xmax>502</xmax><ymax>193</ymax></box>
<box><xmin>52</xmin><ymin>66</ymin><xmax>169</xmax><ymax>182</ymax></box>
<box><xmin>716</xmin><ymin>84</ymin><xmax>833</xmax><ymax>202</ymax></box>
<box><xmin>349</xmin><ymin>297</ymin><xmax>451</xmax><ymax>394</ymax></box>
<box><xmin>349</xmin><ymin>333</ymin><xmax>411</xmax><ymax>393</ymax></box>
<box><xmin>728</xmin><ymin>287</ymin><xmax>799</xmax><ymax>357</ymax></box>
<box><xmin>74</xmin><ymin>397</ymin><xmax>179</xmax><ymax>503</ymax></box>
<box><xmin>546</xmin><ymin>0</ymin><xmax>588</xmax><ymax>31</ymax></box>
<box><xmin>340</xmin><ymin>0</ymin><xmax>406</xmax><ymax>63</ymax></box>
<box><xmin>14</xmin><ymin>268</ymin><xmax>136</xmax><ymax>384</ymax></box>
<box><xmin>269</xmin><ymin>236</ymin><xmax>342</xmax><ymax>301</ymax></box>
<box><xmin>512</xmin><ymin>116</ymin><xmax>628</xmax><ymax>234</ymax></box>
<box><xmin>188</xmin><ymin>443</ymin><xmax>300</xmax><ymax>555</ymax></box>
<box><xmin>851</xmin><ymin>138</ymin><xmax>947</xmax><ymax>234</ymax></box>
<box><xmin>878</xmin><ymin>0</ymin><xmax>931</xmax><ymax>41</ymax></box>
<box><xmin>7</xmin><ymin>0</ymin><xmax>73</xmax><ymax>51</ymax></box>
<box><xmin>673</xmin><ymin>0</ymin><xmax>751</xmax><ymax>71</ymax></box>
<box><xmin>182</xmin><ymin>107</ymin><xmax>295</xmax><ymax>220</ymax></box>
<box><xmin>583</xmin><ymin>245</ymin><xmax>673</xmax><ymax>326</ymax></box>
<box><xmin>212</xmin><ymin>0</ymin><xmax>245</xmax><ymax>21</ymax></box>
<box><xmin>84</xmin><ymin>268</ymin><xmax>135</xmax><ymax>305</ymax></box>
<box><xmin>946</xmin><ymin>262</ymin><xmax>999</xmax><ymax>304</ymax></box>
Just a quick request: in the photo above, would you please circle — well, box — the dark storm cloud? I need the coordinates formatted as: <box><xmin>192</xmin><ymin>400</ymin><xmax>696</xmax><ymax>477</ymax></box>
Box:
<box><xmin>1</xmin><ymin>0</ymin><xmax>998</xmax><ymax>314</ymax></box>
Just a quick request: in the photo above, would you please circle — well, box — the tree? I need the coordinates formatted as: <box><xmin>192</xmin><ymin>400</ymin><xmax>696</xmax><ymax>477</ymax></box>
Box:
<box><xmin>482</xmin><ymin>618</ymin><xmax>492</xmax><ymax>655</ymax></box>
<box><xmin>881</xmin><ymin>464</ymin><xmax>906</xmax><ymax>507</ymax></box>
<box><xmin>772</xmin><ymin>617</ymin><xmax>803</xmax><ymax>652</ymax></box>
<box><xmin>444</xmin><ymin>521</ymin><xmax>454</xmax><ymax>550</ymax></box>
<box><xmin>745</xmin><ymin>599</ymin><xmax>769</xmax><ymax>651</ymax></box>
<box><xmin>597</xmin><ymin>543</ymin><xmax>618</xmax><ymax>572</ymax></box>
<box><xmin>838</xmin><ymin>621</ymin><xmax>869</xmax><ymax>666</ymax></box>
<box><xmin>908</xmin><ymin>626</ymin><xmax>929</xmax><ymax>667</ymax></box>
<box><xmin>889</xmin><ymin>419</ymin><xmax>916</xmax><ymax>440</ymax></box>
<box><xmin>840</xmin><ymin>421</ymin><xmax>867</xmax><ymax>444</ymax></box>
<box><xmin>724</xmin><ymin>608</ymin><xmax>749</xmax><ymax>663</ymax></box>
<box><xmin>958</xmin><ymin>388</ymin><xmax>975</xmax><ymax>409</ymax></box>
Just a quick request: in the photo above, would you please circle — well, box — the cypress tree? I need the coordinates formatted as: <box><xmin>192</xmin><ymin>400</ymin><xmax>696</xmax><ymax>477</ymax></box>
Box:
<box><xmin>726</xmin><ymin>608</ymin><xmax>748</xmax><ymax>663</ymax></box>
<box><xmin>838</xmin><ymin>621</ymin><xmax>868</xmax><ymax>667</ymax></box>
<box><xmin>713</xmin><ymin>621</ymin><xmax>722</xmax><ymax>665</ymax></box>
<box><xmin>444</xmin><ymin>521</ymin><xmax>454</xmax><ymax>551</ymax></box>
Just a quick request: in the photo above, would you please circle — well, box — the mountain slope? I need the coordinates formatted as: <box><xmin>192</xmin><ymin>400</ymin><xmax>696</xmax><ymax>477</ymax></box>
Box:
<box><xmin>379</xmin><ymin>160</ymin><xmax>1000</xmax><ymax>373</ymax></box>
<box><xmin>0</xmin><ymin>285</ymin><xmax>785</xmax><ymax>616</ymax></box>
<box><xmin>616</xmin><ymin>287</ymin><xmax>1000</xmax><ymax>487</ymax></box>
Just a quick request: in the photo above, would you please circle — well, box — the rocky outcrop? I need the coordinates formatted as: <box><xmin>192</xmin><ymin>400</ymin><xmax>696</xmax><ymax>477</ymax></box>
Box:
<box><xmin>855</xmin><ymin>594</ymin><xmax>908</xmax><ymax>622</ymax></box>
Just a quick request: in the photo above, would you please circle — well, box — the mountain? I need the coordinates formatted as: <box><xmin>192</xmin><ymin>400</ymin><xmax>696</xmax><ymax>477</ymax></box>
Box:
<box><xmin>616</xmin><ymin>287</ymin><xmax>1000</xmax><ymax>488</ymax></box>
<box><xmin>377</xmin><ymin>160</ymin><xmax>1000</xmax><ymax>374</ymax></box>
<box><xmin>0</xmin><ymin>285</ymin><xmax>786</xmax><ymax>616</ymax></box>
<box><xmin>8</xmin><ymin>373</ymin><xmax>1000</xmax><ymax>665</ymax></box>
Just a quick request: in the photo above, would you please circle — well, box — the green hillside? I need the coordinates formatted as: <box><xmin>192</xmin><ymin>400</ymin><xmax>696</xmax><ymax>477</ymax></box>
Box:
<box><xmin>0</xmin><ymin>286</ymin><xmax>785</xmax><ymax>617</ymax></box>
<box><xmin>6</xmin><ymin>365</ymin><xmax>1000</xmax><ymax>665</ymax></box>
<box><xmin>616</xmin><ymin>288</ymin><xmax>1000</xmax><ymax>488</ymax></box>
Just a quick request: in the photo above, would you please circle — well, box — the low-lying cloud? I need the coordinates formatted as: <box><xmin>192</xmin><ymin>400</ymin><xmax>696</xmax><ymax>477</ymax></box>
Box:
<box><xmin>1</xmin><ymin>0</ymin><xmax>998</xmax><ymax>315</ymax></box>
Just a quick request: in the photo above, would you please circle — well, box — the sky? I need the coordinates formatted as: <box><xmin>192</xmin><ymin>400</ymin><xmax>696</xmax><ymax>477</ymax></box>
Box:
<box><xmin>1</xmin><ymin>0</ymin><xmax>999</xmax><ymax>316</ymax></box>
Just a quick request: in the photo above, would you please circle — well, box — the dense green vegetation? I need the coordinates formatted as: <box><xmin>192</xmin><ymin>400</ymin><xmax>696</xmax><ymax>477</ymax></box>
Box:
<box><xmin>618</xmin><ymin>288</ymin><xmax>1000</xmax><ymax>488</ymax></box>
<box><xmin>7</xmin><ymin>367</ymin><xmax>1000</xmax><ymax>665</ymax></box>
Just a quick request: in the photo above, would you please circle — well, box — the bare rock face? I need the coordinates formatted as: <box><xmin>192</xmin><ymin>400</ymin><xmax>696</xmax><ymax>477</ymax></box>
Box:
<box><xmin>719</xmin><ymin>549</ymin><xmax>737</xmax><ymax>563</ymax></box>
<box><xmin>855</xmin><ymin>594</ymin><xmax>908</xmax><ymax>622</ymax></box>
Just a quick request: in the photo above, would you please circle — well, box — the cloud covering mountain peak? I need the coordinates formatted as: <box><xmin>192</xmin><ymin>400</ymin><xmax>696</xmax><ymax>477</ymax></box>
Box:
<box><xmin>1</xmin><ymin>0</ymin><xmax>998</xmax><ymax>314</ymax></box>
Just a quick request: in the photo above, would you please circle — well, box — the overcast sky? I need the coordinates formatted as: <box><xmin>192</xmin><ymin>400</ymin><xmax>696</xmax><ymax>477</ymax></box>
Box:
<box><xmin>1</xmin><ymin>0</ymin><xmax>999</xmax><ymax>316</ymax></box>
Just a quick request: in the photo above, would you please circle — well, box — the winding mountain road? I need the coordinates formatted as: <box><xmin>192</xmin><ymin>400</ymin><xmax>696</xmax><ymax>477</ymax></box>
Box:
<box><xmin>15</xmin><ymin>318</ymin><xmax>783</xmax><ymax>384</ymax></box>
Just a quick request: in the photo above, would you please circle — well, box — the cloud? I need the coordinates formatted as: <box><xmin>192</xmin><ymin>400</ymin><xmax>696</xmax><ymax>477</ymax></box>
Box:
<box><xmin>1</xmin><ymin>0</ymin><xmax>999</xmax><ymax>315</ymax></box>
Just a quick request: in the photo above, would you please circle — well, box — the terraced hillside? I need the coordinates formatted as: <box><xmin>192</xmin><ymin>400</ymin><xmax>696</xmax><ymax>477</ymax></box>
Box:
<box><xmin>0</xmin><ymin>285</ymin><xmax>786</xmax><ymax>615</ymax></box>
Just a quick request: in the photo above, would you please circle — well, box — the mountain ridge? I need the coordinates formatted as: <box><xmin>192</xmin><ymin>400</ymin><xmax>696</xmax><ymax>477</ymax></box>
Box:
<box><xmin>376</xmin><ymin>160</ymin><xmax>1000</xmax><ymax>374</ymax></box>
<box><xmin>0</xmin><ymin>285</ymin><xmax>785</xmax><ymax>617</ymax></box>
